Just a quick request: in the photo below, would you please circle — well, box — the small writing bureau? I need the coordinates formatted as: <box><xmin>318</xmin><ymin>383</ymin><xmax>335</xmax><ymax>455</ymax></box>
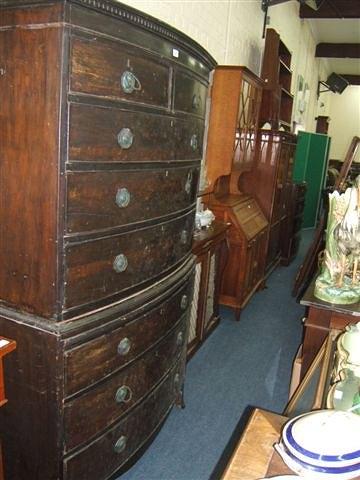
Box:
<box><xmin>0</xmin><ymin>1</ymin><xmax>216</xmax><ymax>479</ymax></box>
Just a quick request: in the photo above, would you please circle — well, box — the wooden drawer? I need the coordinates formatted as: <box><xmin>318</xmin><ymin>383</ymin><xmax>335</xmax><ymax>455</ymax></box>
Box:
<box><xmin>173</xmin><ymin>70</ymin><xmax>207</xmax><ymax>117</ymax></box>
<box><xmin>64</xmin><ymin>315</ymin><xmax>186</xmax><ymax>451</ymax></box>
<box><xmin>68</xmin><ymin>103</ymin><xmax>204</xmax><ymax>163</ymax></box>
<box><xmin>63</xmin><ymin>362</ymin><xmax>183</xmax><ymax>480</ymax></box>
<box><xmin>70</xmin><ymin>35</ymin><xmax>169</xmax><ymax>108</ymax></box>
<box><xmin>64</xmin><ymin>278</ymin><xmax>192</xmax><ymax>395</ymax></box>
<box><xmin>66</xmin><ymin>166</ymin><xmax>199</xmax><ymax>235</ymax></box>
<box><xmin>64</xmin><ymin>209</ymin><xmax>195</xmax><ymax>309</ymax></box>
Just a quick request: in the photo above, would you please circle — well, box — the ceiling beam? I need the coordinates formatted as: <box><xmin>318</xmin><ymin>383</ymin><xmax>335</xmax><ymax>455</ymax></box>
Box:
<box><xmin>339</xmin><ymin>74</ymin><xmax>360</xmax><ymax>85</ymax></box>
<box><xmin>300</xmin><ymin>0</ymin><xmax>360</xmax><ymax>18</ymax></box>
<box><xmin>315</xmin><ymin>43</ymin><xmax>360</xmax><ymax>58</ymax></box>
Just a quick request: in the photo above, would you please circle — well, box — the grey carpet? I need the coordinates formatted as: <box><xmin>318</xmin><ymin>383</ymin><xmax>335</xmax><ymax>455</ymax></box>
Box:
<box><xmin>118</xmin><ymin>229</ymin><xmax>314</xmax><ymax>480</ymax></box>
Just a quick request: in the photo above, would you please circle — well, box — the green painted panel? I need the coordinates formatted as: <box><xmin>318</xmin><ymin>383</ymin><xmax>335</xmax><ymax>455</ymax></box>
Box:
<box><xmin>293</xmin><ymin>132</ymin><xmax>330</xmax><ymax>229</ymax></box>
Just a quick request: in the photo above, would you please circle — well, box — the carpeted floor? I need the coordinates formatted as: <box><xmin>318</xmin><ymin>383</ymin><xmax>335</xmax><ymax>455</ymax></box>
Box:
<box><xmin>118</xmin><ymin>229</ymin><xmax>313</xmax><ymax>480</ymax></box>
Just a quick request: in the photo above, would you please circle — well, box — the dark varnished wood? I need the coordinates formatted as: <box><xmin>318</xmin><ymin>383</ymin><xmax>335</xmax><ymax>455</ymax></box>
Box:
<box><xmin>0</xmin><ymin>318</ymin><xmax>63</xmax><ymax>480</ymax></box>
<box><xmin>0</xmin><ymin>26</ymin><xmax>62</xmax><ymax>318</ymax></box>
<box><xmin>0</xmin><ymin>1</ymin><xmax>214</xmax><ymax>478</ymax></box>
<box><xmin>64</xmin><ymin>316</ymin><xmax>186</xmax><ymax>450</ymax></box>
<box><xmin>63</xmin><ymin>363</ymin><xmax>182</xmax><ymax>480</ymax></box>
<box><xmin>64</xmin><ymin>279</ymin><xmax>191</xmax><ymax>395</ymax></box>
<box><xmin>173</xmin><ymin>69</ymin><xmax>208</xmax><ymax>117</ymax></box>
<box><xmin>66</xmin><ymin>166</ymin><xmax>199</xmax><ymax>235</ymax></box>
<box><xmin>64</xmin><ymin>210</ymin><xmax>195</xmax><ymax>309</ymax></box>
<box><xmin>70</xmin><ymin>34</ymin><xmax>170</xmax><ymax>108</ymax></box>
<box><xmin>69</xmin><ymin>103</ymin><xmax>204</xmax><ymax>163</ymax></box>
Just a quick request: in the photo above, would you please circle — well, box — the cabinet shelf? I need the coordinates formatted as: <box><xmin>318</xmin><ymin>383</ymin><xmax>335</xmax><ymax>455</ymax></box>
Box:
<box><xmin>259</xmin><ymin>28</ymin><xmax>294</xmax><ymax>131</ymax></box>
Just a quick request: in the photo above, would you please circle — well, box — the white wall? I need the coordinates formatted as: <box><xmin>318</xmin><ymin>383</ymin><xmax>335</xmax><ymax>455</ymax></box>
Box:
<box><xmin>118</xmin><ymin>0</ymin><xmax>330</xmax><ymax>133</ymax></box>
<box><xmin>327</xmin><ymin>86</ymin><xmax>360</xmax><ymax>162</ymax></box>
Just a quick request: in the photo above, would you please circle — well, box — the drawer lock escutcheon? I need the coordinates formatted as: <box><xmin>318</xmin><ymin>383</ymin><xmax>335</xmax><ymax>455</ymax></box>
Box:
<box><xmin>115</xmin><ymin>187</ymin><xmax>131</xmax><ymax>208</ymax></box>
<box><xmin>113</xmin><ymin>254</ymin><xmax>128</xmax><ymax>273</ymax></box>
<box><xmin>115</xmin><ymin>385</ymin><xmax>133</xmax><ymax>404</ymax></box>
<box><xmin>117</xmin><ymin>128</ymin><xmax>134</xmax><ymax>149</ymax></box>
<box><xmin>117</xmin><ymin>337</ymin><xmax>131</xmax><ymax>356</ymax></box>
<box><xmin>114</xmin><ymin>435</ymin><xmax>127</xmax><ymax>454</ymax></box>
<box><xmin>120</xmin><ymin>70</ymin><xmax>141</xmax><ymax>94</ymax></box>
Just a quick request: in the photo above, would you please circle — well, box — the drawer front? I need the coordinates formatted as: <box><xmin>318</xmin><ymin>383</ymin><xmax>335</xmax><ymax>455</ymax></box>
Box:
<box><xmin>63</xmin><ymin>363</ymin><xmax>183</xmax><ymax>480</ymax></box>
<box><xmin>64</xmin><ymin>210</ymin><xmax>195</xmax><ymax>309</ymax></box>
<box><xmin>64</xmin><ymin>317</ymin><xmax>187</xmax><ymax>451</ymax></box>
<box><xmin>66</xmin><ymin>166</ymin><xmax>199</xmax><ymax>234</ymax></box>
<box><xmin>68</xmin><ymin>104</ymin><xmax>203</xmax><ymax>163</ymax></box>
<box><xmin>70</xmin><ymin>35</ymin><xmax>169</xmax><ymax>108</ymax></box>
<box><xmin>174</xmin><ymin>70</ymin><xmax>207</xmax><ymax>117</ymax></box>
<box><xmin>64</xmin><ymin>277</ymin><xmax>192</xmax><ymax>395</ymax></box>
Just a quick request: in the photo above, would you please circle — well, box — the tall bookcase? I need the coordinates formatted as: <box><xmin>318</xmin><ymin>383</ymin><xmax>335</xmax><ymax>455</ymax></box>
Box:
<box><xmin>259</xmin><ymin>28</ymin><xmax>294</xmax><ymax>130</ymax></box>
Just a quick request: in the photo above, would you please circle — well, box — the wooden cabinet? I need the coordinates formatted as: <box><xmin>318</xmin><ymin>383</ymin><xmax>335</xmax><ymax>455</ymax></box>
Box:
<box><xmin>280</xmin><ymin>181</ymin><xmax>307</xmax><ymax>266</ymax></box>
<box><xmin>188</xmin><ymin>222</ymin><xmax>230</xmax><ymax>357</ymax></box>
<box><xmin>207</xmin><ymin>195</ymin><xmax>268</xmax><ymax>320</ymax></box>
<box><xmin>259</xmin><ymin>28</ymin><xmax>294</xmax><ymax>130</ymax></box>
<box><xmin>239</xmin><ymin>131</ymin><xmax>297</xmax><ymax>273</ymax></box>
<box><xmin>205</xmin><ymin>66</ymin><xmax>264</xmax><ymax>194</ymax></box>
<box><xmin>0</xmin><ymin>1</ymin><xmax>215</xmax><ymax>479</ymax></box>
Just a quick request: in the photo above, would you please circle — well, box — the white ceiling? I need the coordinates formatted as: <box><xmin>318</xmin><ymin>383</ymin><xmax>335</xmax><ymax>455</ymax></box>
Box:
<box><xmin>309</xmin><ymin>18</ymin><xmax>360</xmax><ymax>76</ymax></box>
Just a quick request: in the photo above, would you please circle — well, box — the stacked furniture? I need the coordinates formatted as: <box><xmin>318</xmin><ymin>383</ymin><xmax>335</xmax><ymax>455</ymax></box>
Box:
<box><xmin>204</xmin><ymin>67</ymin><xmax>269</xmax><ymax>320</ymax></box>
<box><xmin>0</xmin><ymin>1</ymin><xmax>215</xmax><ymax>479</ymax></box>
<box><xmin>293</xmin><ymin>131</ymin><xmax>331</xmax><ymax>229</ymax></box>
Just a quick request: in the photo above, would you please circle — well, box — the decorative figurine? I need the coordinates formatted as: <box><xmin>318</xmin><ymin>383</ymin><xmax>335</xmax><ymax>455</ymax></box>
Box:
<box><xmin>314</xmin><ymin>175</ymin><xmax>360</xmax><ymax>304</ymax></box>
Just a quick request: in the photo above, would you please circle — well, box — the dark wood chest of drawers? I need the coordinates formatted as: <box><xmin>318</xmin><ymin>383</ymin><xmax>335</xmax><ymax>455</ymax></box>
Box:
<box><xmin>0</xmin><ymin>1</ymin><xmax>215</xmax><ymax>478</ymax></box>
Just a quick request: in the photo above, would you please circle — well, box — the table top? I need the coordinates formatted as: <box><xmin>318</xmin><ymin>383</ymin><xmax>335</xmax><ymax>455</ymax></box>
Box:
<box><xmin>221</xmin><ymin>408</ymin><xmax>290</xmax><ymax>480</ymax></box>
<box><xmin>301</xmin><ymin>279</ymin><xmax>360</xmax><ymax>316</ymax></box>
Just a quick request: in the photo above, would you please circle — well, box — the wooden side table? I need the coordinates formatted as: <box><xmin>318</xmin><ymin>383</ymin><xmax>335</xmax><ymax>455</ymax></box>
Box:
<box><xmin>0</xmin><ymin>336</ymin><xmax>16</xmax><ymax>480</ymax></box>
<box><xmin>300</xmin><ymin>280</ymin><xmax>359</xmax><ymax>379</ymax></box>
<box><xmin>188</xmin><ymin>221</ymin><xmax>230</xmax><ymax>358</ymax></box>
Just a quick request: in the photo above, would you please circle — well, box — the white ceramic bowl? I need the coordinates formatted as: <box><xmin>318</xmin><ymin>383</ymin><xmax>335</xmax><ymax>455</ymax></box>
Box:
<box><xmin>281</xmin><ymin>410</ymin><xmax>360</xmax><ymax>468</ymax></box>
<box><xmin>275</xmin><ymin>441</ymin><xmax>360</xmax><ymax>480</ymax></box>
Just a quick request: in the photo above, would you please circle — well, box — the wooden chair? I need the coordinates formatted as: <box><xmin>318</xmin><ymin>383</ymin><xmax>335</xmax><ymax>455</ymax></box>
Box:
<box><xmin>0</xmin><ymin>337</ymin><xmax>16</xmax><ymax>480</ymax></box>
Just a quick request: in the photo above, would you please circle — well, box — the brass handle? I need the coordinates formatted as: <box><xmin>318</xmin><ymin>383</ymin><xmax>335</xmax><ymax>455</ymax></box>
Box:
<box><xmin>180</xmin><ymin>230</ymin><xmax>188</xmax><ymax>245</ymax></box>
<box><xmin>190</xmin><ymin>134</ymin><xmax>198</xmax><ymax>151</ymax></box>
<box><xmin>117</xmin><ymin>128</ymin><xmax>134</xmax><ymax>149</ymax></box>
<box><xmin>180</xmin><ymin>294</ymin><xmax>188</xmax><ymax>310</ymax></box>
<box><xmin>176</xmin><ymin>331</ymin><xmax>184</xmax><ymax>346</ymax></box>
<box><xmin>117</xmin><ymin>337</ymin><xmax>131</xmax><ymax>356</ymax></box>
<box><xmin>121</xmin><ymin>70</ymin><xmax>141</xmax><ymax>94</ymax></box>
<box><xmin>174</xmin><ymin>372</ymin><xmax>181</xmax><ymax>393</ymax></box>
<box><xmin>114</xmin><ymin>435</ymin><xmax>127</xmax><ymax>454</ymax></box>
<box><xmin>192</xmin><ymin>94</ymin><xmax>201</xmax><ymax>111</ymax></box>
<box><xmin>185</xmin><ymin>171</ymin><xmax>193</xmax><ymax>195</ymax></box>
<box><xmin>115</xmin><ymin>385</ymin><xmax>132</xmax><ymax>404</ymax></box>
<box><xmin>113</xmin><ymin>254</ymin><xmax>128</xmax><ymax>273</ymax></box>
<box><xmin>115</xmin><ymin>188</ymin><xmax>131</xmax><ymax>208</ymax></box>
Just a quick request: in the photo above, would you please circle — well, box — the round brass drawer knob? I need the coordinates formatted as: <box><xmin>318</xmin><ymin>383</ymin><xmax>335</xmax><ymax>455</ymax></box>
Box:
<box><xmin>180</xmin><ymin>294</ymin><xmax>188</xmax><ymax>310</ymax></box>
<box><xmin>115</xmin><ymin>188</ymin><xmax>131</xmax><ymax>208</ymax></box>
<box><xmin>114</xmin><ymin>435</ymin><xmax>127</xmax><ymax>454</ymax></box>
<box><xmin>117</xmin><ymin>337</ymin><xmax>131</xmax><ymax>356</ymax></box>
<box><xmin>185</xmin><ymin>171</ymin><xmax>193</xmax><ymax>195</ymax></box>
<box><xmin>190</xmin><ymin>134</ymin><xmax>198</xmax><ymax>151</ymax></box>
<box><xmin>113</xmin><ymin>254</ymin><xmax>128</xmax><ymax>273</ymax></box>
<box><xmin>176</xmin><ymin>331</ymin><xmax>184</xmax><ymax>346</ymax></box>
<box><xmin>117</xmin><ymin>128</ymin><xmax>134</xmax><ymax>149</ymax></box>
<box><xmin>115</xmin><ymin>385</ymin><xmax>132</xmax><ymax>404</ymax></box>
